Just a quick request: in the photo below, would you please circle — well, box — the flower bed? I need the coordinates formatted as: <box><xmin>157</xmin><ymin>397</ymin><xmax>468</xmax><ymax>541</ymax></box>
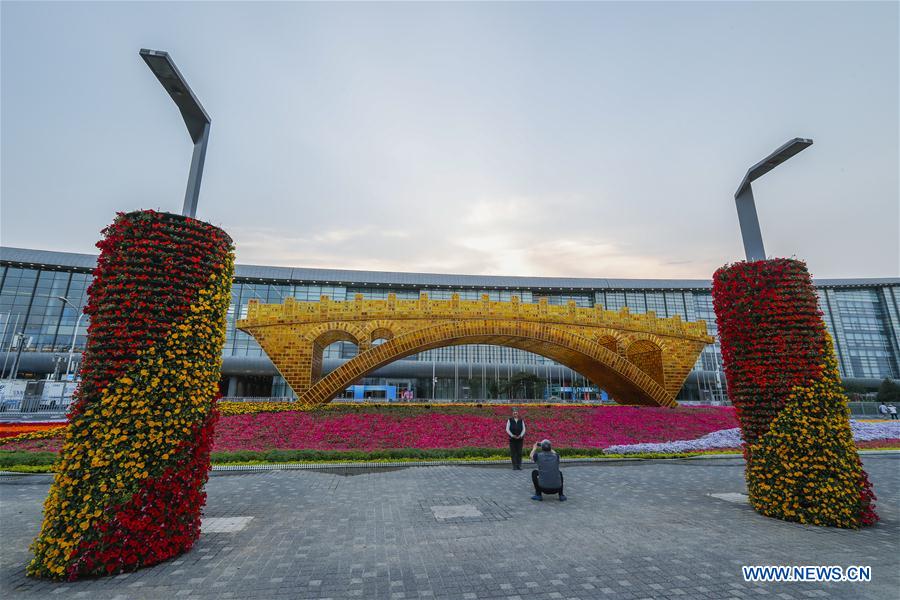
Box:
<box><xmin>28</xmin><ymin>211</ymin><xmax>233</xmax><ymax>580</ymax></box>
<box><xmin>6</xmin><ymin>405</ymin><xmax>898</xmax><ymax>459</ymax></box>
<box><xmin>2</xmin><ymin>411</ymin><xmax>895</xmax><ymax>472</ymax></box>
<box><xmin>2</xmin><ymin>405</ymin><xmax>739</xmax><ymax>451</ymax></box>
<box><xmin>212</xmin><ymin>405</ymin><xmax>738</xmax><ymax>451</ymax></box>
<box><xmin>605</xmin><ymin>420</ymin><xmax>900</xmax><ymax>454</ymax></box>
<box><xmin>0</xmin><ymin>422</ymin><xmax>66</xmax><ymax>439</ymax></box>
<box><xmin>2</xmin><ymin>405</ymin><xmax>737</xmax><ymax>452</ymax></box>
<box><xmin>713</xmin><ymin>259</ymin><xmax>877</xmax><ymax>528</ymax></box>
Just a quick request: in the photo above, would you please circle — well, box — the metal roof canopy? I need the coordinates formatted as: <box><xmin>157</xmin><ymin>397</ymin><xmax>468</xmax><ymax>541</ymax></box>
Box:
<box><xmin>2</xmin><ymin>247</ymin><xmax>896</xmax><ymax>291</ymax></box>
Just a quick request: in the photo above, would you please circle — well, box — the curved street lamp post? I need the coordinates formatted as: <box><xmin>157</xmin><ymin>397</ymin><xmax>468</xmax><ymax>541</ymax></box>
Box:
<box><xmin>139</xmin><ymin>49</ymin><xmax>211</xmax><ymax>219</ymax></box>
<box><xmin>734</xmin><ymin>138</ymin><xmax>813</xmax><ymax>261</ymax></box>
<box><xmin>55</xmin><ymin>296</ymin><xmax>86</xmax><ymax>381</ymax></box>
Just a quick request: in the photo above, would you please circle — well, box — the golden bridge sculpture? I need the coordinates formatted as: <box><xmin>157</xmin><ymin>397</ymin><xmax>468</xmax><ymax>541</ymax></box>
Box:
<box><xmin>237</xmin><ymin>293</ymin><xmax>713</xmax><ymax>409</ymax></box>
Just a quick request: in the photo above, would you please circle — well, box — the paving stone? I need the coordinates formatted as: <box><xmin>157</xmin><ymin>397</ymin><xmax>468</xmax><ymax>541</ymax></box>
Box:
<box><xmin>0</xmin><ymin>457</ymin><xmax>897</xmax><ymax>599</ymax></box>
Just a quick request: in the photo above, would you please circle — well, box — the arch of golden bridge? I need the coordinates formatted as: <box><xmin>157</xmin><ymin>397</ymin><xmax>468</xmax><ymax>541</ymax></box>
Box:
<box><xmin>237</xmin><ymin>294</ymin><xmax>714</xmax><ymax>409</ymax></box>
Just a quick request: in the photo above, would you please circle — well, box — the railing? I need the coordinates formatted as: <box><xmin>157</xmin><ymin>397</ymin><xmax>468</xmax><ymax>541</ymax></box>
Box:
<box><xmin>219</xmin><ymin>396</ymin><xmax>296</xmax><ymax>403</ymax></box>
<box><xmin>0</xmin><ymin>395</ymin><xmax>72</xmax><ymax>415</ymax></box>
<box><xmin>220</xmin><ymin>396</ymin><xmax>614</xmax><ymax>405</ymax></box>
<box><xmin>214</xmin><ymin>397</ymin><xmax>892</xmax><ymax>413</ymax></box>
<box><xmin>2</xmin><ymin>394</ymin><xmax>886</xmax><ymax>415</ymax></box>
<box><xmin>678</xmin><ymin>400</ymin><xmax>731</xmax><ymax>407</ymax></box>
<box><xmin>239</xmin><ymin>294</ymin><xmax>712</xmax><ymax>341</ymax></box>
<box><xmin>848</xmin><ymin>401</ymin><xmax>895</xmax><ymax>418</ymax></box>
<box><xmin>0</xmin><ymin>379</ymin><xmax>76</xmax><ymax>416</ymax></box>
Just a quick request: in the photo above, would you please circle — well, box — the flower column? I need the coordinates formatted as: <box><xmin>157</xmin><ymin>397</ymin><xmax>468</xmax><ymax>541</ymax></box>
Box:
<box><xmin>28</xmin><ymin>210</ymin><xmax>234</xmax><ymax>579</ymax></box>
<box><xmin>712</xmin><ymin>259</ymin><xmax>876</xmax><ymax>528</ymax></box>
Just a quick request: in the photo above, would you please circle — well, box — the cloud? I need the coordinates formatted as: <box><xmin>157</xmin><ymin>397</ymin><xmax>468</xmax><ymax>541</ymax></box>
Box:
<box><xmin>228</xmin><ymin>195</ymin><xmax>716</xmax><ymax>279</ymax></box>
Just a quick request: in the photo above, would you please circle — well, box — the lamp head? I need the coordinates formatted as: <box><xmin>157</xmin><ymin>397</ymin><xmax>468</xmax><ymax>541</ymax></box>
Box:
<box><xmin>735</xmin><ymin>137</ymin><xmax>813</xmax><ymax>199</ymax></box>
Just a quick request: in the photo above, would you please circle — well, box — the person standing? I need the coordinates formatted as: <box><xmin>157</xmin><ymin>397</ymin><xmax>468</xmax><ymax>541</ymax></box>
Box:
<box><xmin>879</xmin><ymin>402</ymin><xmax>889</xmax><ymax>418</ymax></box>
<box><xmin>506</xmin><ymin>408</ymin><xmax>526</xmax><ymax>470</ymax></box>
<box><xmin>889</xmin><ymin>403</ymin><xmax>898</xmax><ymax>420</ymax></box>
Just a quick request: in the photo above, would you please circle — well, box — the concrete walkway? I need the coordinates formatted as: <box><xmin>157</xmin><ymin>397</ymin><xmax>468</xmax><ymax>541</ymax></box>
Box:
<box><xmin>1</xmin><ymin>456</ymin><xmax>897</xmax><ymax>599</ymax></box>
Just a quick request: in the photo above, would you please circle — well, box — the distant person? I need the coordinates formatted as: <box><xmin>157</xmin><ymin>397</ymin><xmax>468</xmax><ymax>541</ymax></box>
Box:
<box><xmin>879</xmin><ymin>402</ymin><xmax>889</xmax><ymax>418</ymax></box>
<box><xmin>530</xmin><ymin>439</ymin><xmax>566</xmax><ymax>502</ymax></box>
<box><xmin>890</xmin><ymin>404</ymin><xmax>898</xmax><ymax>420</ymax></box>
<box><xmin>506</xmin><ymin>408</ymin><xmax>526</xmax><ymax>470</ymax></box>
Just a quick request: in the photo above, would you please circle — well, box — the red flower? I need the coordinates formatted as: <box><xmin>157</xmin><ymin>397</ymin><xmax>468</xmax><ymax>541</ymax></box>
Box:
<box><xmin>712</xmin><ymin>258</ymin><xmax>877</xmax><ymax>528</ymax></box>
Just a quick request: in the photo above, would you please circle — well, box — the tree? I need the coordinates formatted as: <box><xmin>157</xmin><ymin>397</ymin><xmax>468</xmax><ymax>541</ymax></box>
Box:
<box><xmin>501</xmin><ymin>371</ymin><xmax>545</xmax><ymax>400</ymax></box>
<box><xmin>843</xmin><ymin>380</ymin><xmax>872</xmax><ymax>402</ymax></box>
<box><xmin>877</xmin><ymin>378</ymin><xmax>900</xmax><ymax>404</ymax></box>
<box><xmin>842</xmin><ymin>381</ymin><xmax>869</xmax><ymax>395</ymax></box>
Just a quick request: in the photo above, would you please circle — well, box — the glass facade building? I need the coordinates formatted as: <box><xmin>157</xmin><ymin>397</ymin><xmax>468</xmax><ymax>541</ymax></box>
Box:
<box><xmin>2</xmin><ymin>247</ymin><xmax>898</xmax><ymax>401</ymax></box>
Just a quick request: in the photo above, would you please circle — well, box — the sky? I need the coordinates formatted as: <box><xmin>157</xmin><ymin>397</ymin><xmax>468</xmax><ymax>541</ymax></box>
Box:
<box><xmin>2</xmin><ymin>1</ymin><xmax>898</xmax><ymax>280</ymax></box>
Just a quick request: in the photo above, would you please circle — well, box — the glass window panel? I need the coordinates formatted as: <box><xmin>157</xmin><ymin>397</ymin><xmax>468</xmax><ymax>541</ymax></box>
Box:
<box><xmin>665</xmin><ymin>292</ymin><xmax>686</xmax><ymax>319</ymax></box>
<box><xmin>625</xmin><ymin>292</ymin><xmax>646</xmax><ymax>313</ymax></box>
<box><xmin>602</xmin><ymin>292</ymin><xmax>625</xmax><ymax>311</ymax></box>
<box><xmin>645</xmin><ymin>292</ymin><xmax>666</xmax><ymax>317</ymax></box>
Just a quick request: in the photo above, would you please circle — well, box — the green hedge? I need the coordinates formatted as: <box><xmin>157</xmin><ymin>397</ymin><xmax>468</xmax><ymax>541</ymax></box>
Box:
<box><xmin>209</xmin><ymin>446</ymin><xmax>610</xmax><ymax>463</ymax></box>
<box><xmin>0</xmin><ymin>451</ymin><xmax>58</xmax><ymax>467</ymax></box>
<box><xmin>0</xmin><ymin>447</ymin><xmax>746</xmax><ymax>472</ymax></box>
<box><xmin>0</xmin><ymin>447</ymin><xmax>607</xmax><ymax>469</ymax></box>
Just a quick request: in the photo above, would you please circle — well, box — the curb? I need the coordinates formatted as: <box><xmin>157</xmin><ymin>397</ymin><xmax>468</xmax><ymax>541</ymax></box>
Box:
<box><xmin>2</xmin><ymin>449</ymin><xmax>896</xmax><ymax>478</ymax></box>
<box><xmin>207</xmin><ymin>449</ymin><xmax>899</xmax><ymax>472</ymax></box>
<box><xmin>209</xmin><ymin>455</ymin><xmax>716</xmax><ymax>473</ymax></box>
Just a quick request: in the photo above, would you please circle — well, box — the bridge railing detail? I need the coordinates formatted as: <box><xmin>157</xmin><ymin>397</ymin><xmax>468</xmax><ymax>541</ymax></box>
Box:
<box><xmin>240</xmin><ymin>293</ymin><xmax>710</xmax><ymax>341</ymax></box>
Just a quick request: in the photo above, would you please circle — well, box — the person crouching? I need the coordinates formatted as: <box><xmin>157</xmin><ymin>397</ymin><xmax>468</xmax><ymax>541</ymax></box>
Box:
<box><xmin>530</xmin><ymin>439</ymin><xmax>566</xmax><ymax>501</ymax></box>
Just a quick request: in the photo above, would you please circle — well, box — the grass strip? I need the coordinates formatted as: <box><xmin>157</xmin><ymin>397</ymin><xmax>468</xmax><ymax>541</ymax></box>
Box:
<box><xmin>5</xmin><ymin>446</ymin><xmax>898</xmax><ymax>474</ymax></box>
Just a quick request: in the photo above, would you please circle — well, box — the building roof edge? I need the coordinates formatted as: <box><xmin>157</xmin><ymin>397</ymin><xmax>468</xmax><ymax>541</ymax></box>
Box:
<box><xmin>2</xmin><ymin>246</ymin><xmax>898</xmax><ymax>290</ymax></box>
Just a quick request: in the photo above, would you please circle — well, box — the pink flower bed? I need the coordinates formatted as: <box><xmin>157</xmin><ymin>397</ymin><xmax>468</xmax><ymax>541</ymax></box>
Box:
<box><xmin>211</xmin><ymin>406</ymin><xmax>738</xmax><ymax>452</ymax></box>
<box><xmin>1</xmin><ymin>406</ymin><xmax>739</xmax><ymax>453</ymax></box>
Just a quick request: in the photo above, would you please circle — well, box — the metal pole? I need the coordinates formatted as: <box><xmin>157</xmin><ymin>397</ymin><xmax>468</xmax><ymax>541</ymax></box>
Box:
<box><xmin>0</xmin><ymin>313</ymin><xmax>10</xmax><ymax>378</ymax></box>
<box><xmin>467</xmin><ymin>355</ymin><xmax>472</xmax><ymax>401</ymax></box>
<box><xmin>0</xmin><ymin>313</ymin><xmax>19</xmax><ymax>379</ymax></box>
<box><xmin>454</xmin><ymin>346</ymin><xmax>459</xmax><ymax>402</ymax></box>
<box><xmin>9</xmin><ymin>333</ymin><xmax>26</xmax><ymax>381</ymax></box>
<box><xmin>700</xmin><ymin>356</ymin><xmax>708</xmax><ymax>402</ymax></box>
<box><xmin>140</xmin><ymin>49</ymin><xmax>212</xmax><ymax>219</ymax></box>
<box><xmin>733</xmin><ymin>138</ymin><xmax>812</xmax><ymax>262</ymax></box>
<box><xmin>495</xmin><ymin>362</ymin><xmax>499</xmax><ymax>401</ymax></box>
<box><xmin>482</xmin><ymin>359</ymin><xmax>486</xmax><ymax>401</ymax></box>
<box><xmin>65</xmin><ymin>312</ymin><xmax>86</xmax><ymax>379</ymax></box>
<box><xmin>545</xmin><ymin>361</ymin><xmax>549</xmax><ymax>400</ymax></box>
<box><xmin>51</xmin><ymin>354</ymin><xmax>62</xmax><ymax>381</ymax></box>
<box><xmin>57</xmin><ymin>354</ymin><xmax>67</xmax><ymax>405</ymax></box>
<box><xmin>55</xmin><ymin>296</ymin><xmax>83</xmax><ymax>380</ymax></box>
<box><xmin>713</xmin><ymin>338</ymin><xmax>726</xmax><ymax>403</ymax></box>
<box><xmin>182</xmin><ymin>122</ymin><xmax>209</xmax><ymax>218</ymax></box>
<box><xmin>0</xmin><ymin>314</ymin><xmax>8</xmax><ymax>355</ymax></box>
<box><xmin>735</xmin><ymin>185</ymin><xmax>766</xmax><ymax>261</ymax></box>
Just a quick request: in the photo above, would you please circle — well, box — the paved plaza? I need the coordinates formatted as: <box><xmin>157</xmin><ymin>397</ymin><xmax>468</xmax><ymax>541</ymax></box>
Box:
<box><xmin>1</xmin><ymin>455</ymin><xmax>898</xmax><ymax>600</ymax></box>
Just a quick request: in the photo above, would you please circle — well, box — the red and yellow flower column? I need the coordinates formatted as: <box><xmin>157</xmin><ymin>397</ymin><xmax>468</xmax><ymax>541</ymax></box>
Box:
<box><xmin>28</xmin><ymin>210</ymin><xmax>234</xmax><ymax>579</ymax></box>
<box><xmin>712</xmin><ymin>258</ymin><xmax>876</xmax><ymax>528</ymax></box>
